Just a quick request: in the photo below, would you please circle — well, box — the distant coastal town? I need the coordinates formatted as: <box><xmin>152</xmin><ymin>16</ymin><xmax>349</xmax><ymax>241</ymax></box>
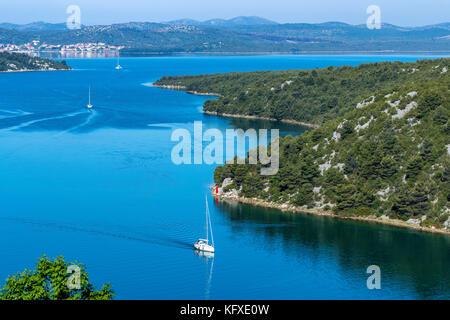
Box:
<box><xmin>0</xmin><ymin>40</ymin><xmax>124</xmax><ymax>57</ymax></box>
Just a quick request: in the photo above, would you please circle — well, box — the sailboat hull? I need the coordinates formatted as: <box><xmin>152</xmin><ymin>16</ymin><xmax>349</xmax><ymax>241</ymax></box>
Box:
<box><xmin>194</xmin><ymin>242</ymin><xmax>215</xmax><ymax>253</ymax></box>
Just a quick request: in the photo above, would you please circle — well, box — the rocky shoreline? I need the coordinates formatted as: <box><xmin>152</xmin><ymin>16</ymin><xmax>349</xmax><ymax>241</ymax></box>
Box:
<box><xmin>212</xmin><ymin>192</ymin><xmax>450</xmax><ymax>236</ymax></box>
<box><xmin>203</xmin><ymin>111</ymin><xmax>319</xmax><ymax>129</ymax></box>
<box><xmin>147</xmin><ymin>83</ymin><xmax>221</xmax><ymax>96</ymax></box>
<box><xmin>149</xmin><ymin>82</ymin><xmax>319</xmax><ymax>128</ymax></box>
<box><xmin>0</xmin><ymin>68</ymin><xmax>71</xmax><ymax>73</ymax></box>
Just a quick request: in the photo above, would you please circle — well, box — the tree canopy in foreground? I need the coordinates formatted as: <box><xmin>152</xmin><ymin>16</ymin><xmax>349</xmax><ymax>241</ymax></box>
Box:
<box><xmin>0</xmin><ymin>255</ymin><xmax>113</xmax><ymax>300</ymax></box>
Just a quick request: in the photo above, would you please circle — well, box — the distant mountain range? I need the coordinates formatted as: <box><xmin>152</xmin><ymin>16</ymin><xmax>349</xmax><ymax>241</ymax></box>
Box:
<box><xmin>164</xmin><ymin>16</ymin><xmax>278</xmax><ymax>27</ymax></box>
<box><xmin>0</xmin><ymin>17</ymin><xmax>449</xmax><ymax>53</ymax></box>
<box><xmin>0</xmin><ymin>21</ymin><xmax>70</xmax><ymax>31</ymax></box>
<box><xmin>0</xmin><ymin>17</ymin><xmax>277</xmax><ymax>31</ymax></box>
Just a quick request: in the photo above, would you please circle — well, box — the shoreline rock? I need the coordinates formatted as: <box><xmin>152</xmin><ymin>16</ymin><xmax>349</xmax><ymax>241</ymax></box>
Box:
<box><xmin>0</xmin><ymin>68</ymin><xmax>71</xmax><ymax>73</ymax></box>
<box><xmin>149</xmin><ymin>82</ymin><xmax>319</xmax><ymax>128</ymax></box>
<box><xmin>146</xmin><ymin>83</ymin><xmax>221</xmax><ymax>96</ymax></box>
<box><xmin>203</xmin><ymin>111</ymin><xmax>319</xmax><ymax>129</ymax></box>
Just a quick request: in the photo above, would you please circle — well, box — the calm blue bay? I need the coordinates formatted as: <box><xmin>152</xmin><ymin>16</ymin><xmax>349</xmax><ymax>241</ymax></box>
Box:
<box><xmin>0</xmin><ymin>55</ymin><xmax>449</xmax><ymax>299</ymax></box>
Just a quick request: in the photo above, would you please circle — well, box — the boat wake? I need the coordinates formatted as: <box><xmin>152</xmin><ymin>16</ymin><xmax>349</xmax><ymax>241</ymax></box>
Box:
<box><xmin>0</xmin><ymin>108</ymin><xmax>33</xmax><ymax>119</ymax></box>
<box><xmin>1</xmin><ymin>217</ymin><xmax>193</xmax><ymax>251</ymax></box>
<box><xmin>57</xmin><ymin>109</ymin><xmax>98</xmax><ymax>135</ymax></box>
<box><xmin>0</xmin><ymin>110</ymin><xmax>86</xmax><ymax>131</ymax></box>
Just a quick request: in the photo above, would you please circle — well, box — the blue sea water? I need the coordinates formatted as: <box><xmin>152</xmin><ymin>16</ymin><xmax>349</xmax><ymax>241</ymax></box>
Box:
<box><xmin>0</xmin><ymin>55</ymin><xmax>449</xmax><ymax>300</ymax></box>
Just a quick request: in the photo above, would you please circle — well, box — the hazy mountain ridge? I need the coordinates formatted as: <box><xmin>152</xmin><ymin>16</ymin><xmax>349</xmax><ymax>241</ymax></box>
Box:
<box><xmin>0</xmin><ymin>21</ymin><xmax>69</xmax><ymax>31</ymax></box>
<box><xmin>165</xmin><ymin>16</ymin><xmax>278</xmax><ymax>26</ymax></box>
<box><xmin>0</xmin><ymin>18</ymin><xmax>448</xmax><ymax>52</ymax></box>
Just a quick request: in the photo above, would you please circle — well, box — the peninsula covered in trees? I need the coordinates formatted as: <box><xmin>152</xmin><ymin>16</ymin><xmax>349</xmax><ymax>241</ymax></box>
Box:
<box><xmin>154</xmin><ymin>59</ymin><xmax>448</xmax><ymax>126</ymax></box>
<box><xmin>155</xmin><ymin>58</ymin><xmax>450</xmax><ymax>232</ymax></box>
<box><xmin>0</xmin><ymin>52</ymin><xmax>71</xmax><ymax>72</ymax></box>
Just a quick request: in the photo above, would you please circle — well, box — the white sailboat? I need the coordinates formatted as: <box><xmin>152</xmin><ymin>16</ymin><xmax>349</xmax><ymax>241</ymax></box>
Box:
<box><xmin>194</xmin><ymin>196</ymin><xmax>215</xmax><ymax>253</ymax></box>
<box><xmin>115</xmin><ymin>51</ymin><xmax>122</xmax><ymax>70</ymax></box>
<box><xmin>87</xmin><ymin>87</ymin><xmax>93</xmax><ymax>109</ymax></box>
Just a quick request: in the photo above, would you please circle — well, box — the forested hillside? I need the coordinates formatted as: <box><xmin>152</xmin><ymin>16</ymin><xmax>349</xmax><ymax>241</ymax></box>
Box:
<box><xmin>0</xmin><ymin>52</ymin><xmax>70</xmax><ymax>72</ymax></box>
<box><xmin>1</xmin><ymin>20</ymin><xmax>449</xmax><ymax>53</ymax></box>
<box><xmin>155</xmin><ymin>59</ymin><xmax>449</xmax><ymax>125</ymax></box>
<box><xmin>212</xmin><ymin>59</ymin><xmax>449</xmax><ymax>229</ymax></box>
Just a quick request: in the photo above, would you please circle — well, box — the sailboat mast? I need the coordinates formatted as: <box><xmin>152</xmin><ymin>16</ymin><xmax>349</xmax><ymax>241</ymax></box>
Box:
<box><xmin>205</xmin><ymin>195</ymin><xmax>209</xmax><ymax>243</ymax></box>
<box><xmin>206</xmin><ymin>196</ymin><xmax>214</xmax><ymax>246</ymax></box>
<box><xmin>88</xmin><ymin>87</ymin><xmax>91</xmax><ymax>105</ymax></box>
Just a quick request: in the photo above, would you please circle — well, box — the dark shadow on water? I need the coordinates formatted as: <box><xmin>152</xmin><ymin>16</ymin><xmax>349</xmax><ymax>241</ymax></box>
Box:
<box><xmin>214</xmin><ymin>199</ymin><xmax>450</xmax><ymax>299</ymax></box>
<box><xmin>203</xmin><ymin>115</ymin><xmax>311</xmax><ymax>137</ymax></box>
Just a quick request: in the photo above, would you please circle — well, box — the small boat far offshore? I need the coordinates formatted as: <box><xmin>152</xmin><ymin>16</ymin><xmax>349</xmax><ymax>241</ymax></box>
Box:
<box><xmin>87</xmin><ymin>87</ymin><xmax>93</xmax><ymax>109</ymax></box>
<box><xmin>194</xmin><ymin>195</ymin><xmax>215</xmax><ymax>253</ymax></box>
<box><xmin>115</xmin><ymin>51</ymin><xmax>123</xmax><ymax>70</ymax></box>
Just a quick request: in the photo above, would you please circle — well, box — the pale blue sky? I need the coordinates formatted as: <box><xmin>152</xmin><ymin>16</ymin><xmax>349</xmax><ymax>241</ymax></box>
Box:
<box><xmin>1</xmin><ymin>0</ymin><xmax>449</xmax><ymax>26</ymax></box>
